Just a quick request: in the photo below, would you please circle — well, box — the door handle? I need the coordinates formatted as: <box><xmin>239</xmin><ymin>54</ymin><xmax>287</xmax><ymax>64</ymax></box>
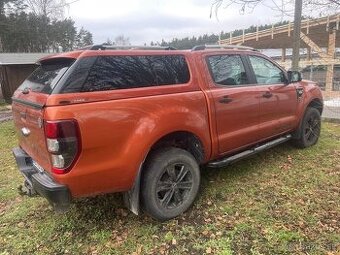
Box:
<box><xmin>219</xmin><ymin>96</ymin><xmax>233</xmax><ymax>104</ymax></box>
<box><xmin>262</xmin><ymin>92</ymin><xmax>273</xmax><ymax>98</ymax></box>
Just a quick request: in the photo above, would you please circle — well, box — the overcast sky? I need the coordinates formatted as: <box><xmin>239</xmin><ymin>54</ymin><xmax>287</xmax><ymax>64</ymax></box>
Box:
<box><xmin>66</xmin><ymin>0</ymin><xmax>290</xmax><ymax>45</ymax></box>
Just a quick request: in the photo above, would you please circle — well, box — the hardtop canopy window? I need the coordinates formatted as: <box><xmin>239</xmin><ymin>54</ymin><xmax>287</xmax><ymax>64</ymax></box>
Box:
<box><xmin>62</xmin><ymin>55</ymin><xmax>191</xmax><ymax>93</ymax></box>
<box><xmin>19</xmin><ymin>59</ymin><xmax>74</xmax><ymax>94</ymax></box>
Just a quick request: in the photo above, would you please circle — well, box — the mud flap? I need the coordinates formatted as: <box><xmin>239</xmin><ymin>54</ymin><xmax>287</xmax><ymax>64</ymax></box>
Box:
<box><xmin>123</xmin><ymin>163</ymin><xmax>143</xmax><ymax>215</ymax></box>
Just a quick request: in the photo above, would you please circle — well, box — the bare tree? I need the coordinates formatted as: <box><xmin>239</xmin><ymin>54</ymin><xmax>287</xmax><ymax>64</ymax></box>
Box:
<box><xmin>211</xmin><ymin>0</ymin><xmax>340</xmax><ymax>18</ymax></box>
<box><xmin>211</xmin><ymin>0</ymin><xmax>340</xmax><ymax>70</ymax></box>
<box><xmin>104</xmin><ymin>38</ymin><xmax>113</xmax><ymax>45</ymax></box>
<box><xmin>114</xmin><ymin>35</ymin><xmax>130</xmax><ymax>46</ymax></box>
<box><xmin>24</xmin><ymin>0</ymin><xmax>67</xmax><ymax>18</ymax></box>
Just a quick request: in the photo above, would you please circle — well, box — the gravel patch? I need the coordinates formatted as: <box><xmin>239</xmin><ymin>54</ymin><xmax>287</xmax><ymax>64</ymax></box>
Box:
<box><xmin>0</xmin><ymin>111</ymin><xmax>12</xmax><ymax>123</ymax></box>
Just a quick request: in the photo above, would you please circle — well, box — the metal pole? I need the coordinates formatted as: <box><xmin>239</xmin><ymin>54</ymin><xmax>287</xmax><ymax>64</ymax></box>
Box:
<box><xmin>292</xmin><ymin>0</ymin><xmax>303</xmax><ymax>71</ymax></box>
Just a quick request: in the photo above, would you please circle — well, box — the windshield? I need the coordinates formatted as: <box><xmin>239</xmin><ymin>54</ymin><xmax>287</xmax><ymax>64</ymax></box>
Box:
<box><xmin>19</xmin><ymin>61</ymin><xmax>73</xmax><ymax>94</ymax></box>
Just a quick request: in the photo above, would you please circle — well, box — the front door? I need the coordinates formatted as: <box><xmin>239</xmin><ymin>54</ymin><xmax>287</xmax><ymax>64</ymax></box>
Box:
<box><xmin>205</xmin><ymin>54</ymin><xmax>262</xmax><ymax>155</ymax></box>
<box><xmin>247</xmin><ymin>55</ymin><xmax>298</xmax><ymax>140</ymax></box>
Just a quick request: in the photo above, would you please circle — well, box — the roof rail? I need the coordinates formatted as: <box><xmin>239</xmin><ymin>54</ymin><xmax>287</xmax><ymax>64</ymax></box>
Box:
<box><xmin>192</xmin><ymin>44</ymin><xmax>256</xmax><ymax>51</ymax></box>
<box><xmin>86</xmin><ymin>44</ymin><xmax>177</xmax><ymax>51</ymax></box>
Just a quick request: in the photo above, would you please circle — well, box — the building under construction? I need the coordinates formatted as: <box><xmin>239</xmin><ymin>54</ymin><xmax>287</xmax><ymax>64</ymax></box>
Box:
<box><xmin>219</xmin><ymin>14</ymin><xmax>340</xmax><ymax>99</ymax></box>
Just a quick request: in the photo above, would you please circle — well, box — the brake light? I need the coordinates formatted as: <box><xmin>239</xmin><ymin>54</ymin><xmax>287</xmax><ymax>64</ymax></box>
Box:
<box><xmin>44</xmin><ymin>120</ymin><xmax>81</xmax><ymax>174</ymax></box>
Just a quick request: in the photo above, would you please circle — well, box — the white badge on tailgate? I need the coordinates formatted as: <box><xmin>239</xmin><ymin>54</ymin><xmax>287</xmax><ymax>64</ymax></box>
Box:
<box><xmin>21</xmin><ymin>127</ymin><xmax>30</xmax><ymax>137</ymax></box>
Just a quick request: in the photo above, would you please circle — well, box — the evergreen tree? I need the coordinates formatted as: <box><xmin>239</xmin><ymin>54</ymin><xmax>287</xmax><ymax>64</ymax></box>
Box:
<box><xmin>0</xmin><ymin>0</ymin><xmax>93</xmax><ymax>52</ymax></box>
<box><xmin>156</xmin><ymin>20</ymin><xmax>289</xmax><ymax>50</ymax></box>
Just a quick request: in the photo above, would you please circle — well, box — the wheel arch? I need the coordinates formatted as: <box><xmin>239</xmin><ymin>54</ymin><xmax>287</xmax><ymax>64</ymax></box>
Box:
<box><xmin>293</xmin><ymin>97</ymin><xmax>323</xmax><ymax>139</ymax></box>
<box><xmin>306</xmin><ymin>98</ymin><xmax>323</xmax><ymax>115</ymax></box>
<box><xmin>148</xmin><ymin>130</ymin><xmax>205</xmax><ymax>164</ymax></box>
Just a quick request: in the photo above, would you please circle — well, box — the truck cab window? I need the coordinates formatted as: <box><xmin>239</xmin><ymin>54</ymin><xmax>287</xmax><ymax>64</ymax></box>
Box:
<box><xmin>249</xmin><ymin>55</ymin><xmax>285</xmax><ymax>85</ymax></box>
<box><xmin>207</xmin><ymin>55</ymin><xmax>249</xmax><ymax>86</ymax></box>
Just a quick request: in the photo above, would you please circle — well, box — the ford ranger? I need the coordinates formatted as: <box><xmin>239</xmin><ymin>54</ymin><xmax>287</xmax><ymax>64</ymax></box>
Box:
<box><xmin>12</xmin><ymin>44</ymin><xmax>323</xmax><ymax>221</ymax></box>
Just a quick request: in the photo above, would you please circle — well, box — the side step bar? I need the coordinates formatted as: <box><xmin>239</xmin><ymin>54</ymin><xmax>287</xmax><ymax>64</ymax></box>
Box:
<box><xmin>207</xmin><ymin>134</ymin><xmax>292</xmax><ymax>168</ymax></box>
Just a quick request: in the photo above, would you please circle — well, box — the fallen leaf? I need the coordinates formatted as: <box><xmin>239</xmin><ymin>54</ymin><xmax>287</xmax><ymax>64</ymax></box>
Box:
<box><xmin>216</xmin><ymin>231</ymin><xmax>223</xmax><ymax>236</ymax></box>
<box><xmin>202</xmin><ymin>230</ymin><xmax>209</xmax><ymax>236</ymax></box>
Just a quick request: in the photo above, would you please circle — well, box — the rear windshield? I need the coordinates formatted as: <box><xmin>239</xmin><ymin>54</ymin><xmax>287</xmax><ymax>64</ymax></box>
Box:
<box><xmin>19</xmin><ymin>61</ymin><xmax>73</xmax><ymax>94</ymax></box>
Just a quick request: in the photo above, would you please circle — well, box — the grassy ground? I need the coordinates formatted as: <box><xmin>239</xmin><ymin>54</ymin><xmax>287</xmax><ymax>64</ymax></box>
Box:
<box><xmin>0</xmin><ymin>121</ymin><xmax>339</xmax><ymax>255</ymax></box>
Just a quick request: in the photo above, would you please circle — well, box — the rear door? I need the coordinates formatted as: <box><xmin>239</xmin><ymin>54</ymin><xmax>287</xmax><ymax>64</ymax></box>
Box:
<box><xmin>205</xmin><ymin>54</ymin><xmax>262</xmax><ymax>155</ymax></box>
<box><xmin>246</xmin><ymin>55</ymin><xmax>298</xmax><ymax>140</ymax></box>
<box><xmin>12</xmin><ymin>59</ymin><xmax>73</xmax><ymax>172</ymax></box>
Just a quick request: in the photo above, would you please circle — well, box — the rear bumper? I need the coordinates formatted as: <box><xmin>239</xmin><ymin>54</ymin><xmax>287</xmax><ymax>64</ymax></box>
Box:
<box><xmin>12</xmin><ymin>147</ymin><xmax>71</xmax><ymax>211</ymax></box>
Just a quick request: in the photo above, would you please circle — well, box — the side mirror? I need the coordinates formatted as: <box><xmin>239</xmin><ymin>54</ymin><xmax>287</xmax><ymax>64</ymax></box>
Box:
<box><xmin>287</xmin><ymin>71</ymin><xmax>302</xmax><ymax>83</ymax></box>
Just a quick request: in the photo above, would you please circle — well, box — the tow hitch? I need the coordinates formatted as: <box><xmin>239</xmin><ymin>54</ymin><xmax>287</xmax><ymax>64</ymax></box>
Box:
<box><xmin>13</xmin><ymin>147</ymin><xmax>71</xmax><ymax>212</ymax></box>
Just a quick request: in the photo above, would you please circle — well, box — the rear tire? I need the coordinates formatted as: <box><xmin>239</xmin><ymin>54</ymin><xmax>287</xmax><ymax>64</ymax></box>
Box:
<box><xmin>292</xmin><ymin>107</ymin><xmax>321</xmax><ymax>148</ymax></box>
<box><xmin>141</xmin><ymin>147</ymin><xmax>200</xmax><ymax>221</ymax></box>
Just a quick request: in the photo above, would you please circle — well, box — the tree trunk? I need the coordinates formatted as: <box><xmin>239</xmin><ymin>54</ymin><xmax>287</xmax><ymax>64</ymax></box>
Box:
<box><xmin>292</xmin><ymin>0</ymin><xmax>303</xmax><ymax>71</ymax></box>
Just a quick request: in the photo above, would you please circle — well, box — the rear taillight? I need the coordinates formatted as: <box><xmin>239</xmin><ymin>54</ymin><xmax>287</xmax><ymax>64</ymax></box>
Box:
<box><xmin>44</xmin><ymin>120</ymin><xmax>81</xmax><ymax>174</ymax></box>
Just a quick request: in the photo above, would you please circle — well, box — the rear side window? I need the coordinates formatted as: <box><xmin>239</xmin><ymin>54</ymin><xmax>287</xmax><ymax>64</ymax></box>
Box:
<box><xmin>73</xmin><ymin>55</ymin><xmax>190</xmax><ymax>92</ymax></box>
<box><xmin>207</xmin><ymin>55</ymin><xmax>249</xmax><ymax>86</ymax></box>
<box><xmin>19</xmin><ymin>61</ymin><xmax>73</xmax><ymax>94</ymax></box>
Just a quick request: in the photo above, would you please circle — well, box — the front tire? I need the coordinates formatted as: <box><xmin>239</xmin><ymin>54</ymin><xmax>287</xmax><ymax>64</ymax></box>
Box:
<box><xmin>293</xmin><ymin>107</ymin><xmax>321</xmax><ymax>148</ymax></box>
<box><xmin>141</xmin><ymin>147</ymin><xmax>200</xmax><ymax>221</ymax></box>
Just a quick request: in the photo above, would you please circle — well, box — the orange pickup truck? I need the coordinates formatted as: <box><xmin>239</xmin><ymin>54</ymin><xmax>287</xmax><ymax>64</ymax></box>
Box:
<box><xmin>12</xmin><ymin>45</ymin><xmax>323</xmax><ymax>221</ymax></box>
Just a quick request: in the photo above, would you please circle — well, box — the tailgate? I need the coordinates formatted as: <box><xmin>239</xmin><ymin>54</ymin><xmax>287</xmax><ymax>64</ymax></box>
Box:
<box><xmin>12</xmin><ymin>92</ymin><xmax>52</xmax><ymax>172</ymax></box>
<box><xmin>11</xmin><ymin>57</ymin><xmax>75</xmax><ymax>173</ymax></box>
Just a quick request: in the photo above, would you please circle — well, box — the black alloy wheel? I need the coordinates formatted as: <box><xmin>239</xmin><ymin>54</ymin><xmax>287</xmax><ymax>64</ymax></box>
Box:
<box><xmin>293</xmin><ymin>107</ymin><xmax>321</xmax><ymax>148</ymax></box>
<box><xmin>304</xmin><ymin>111</ymin><xmax>321</xmax><ymax>145</ymax></box>
<box><xmin>156</xmin><ymin>163</ymin><xmax>193</xmax><ymax>209</ymax></box>
<box><xmin>142</xmin><ymin>147</ymin><xmax>200</xmax><ymax>221</ymax></box>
